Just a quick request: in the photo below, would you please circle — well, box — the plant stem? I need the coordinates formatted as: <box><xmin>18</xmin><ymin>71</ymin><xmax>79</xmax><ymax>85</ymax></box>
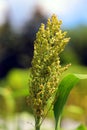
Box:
<box><xmin>35</xmin><ymin>116</ymin><xmax>41</xmax><ymax>130</ymax></box>
<box><xmin>57</xmin><ymin>116</ymin><xmax>61</xmax><ymax>130</ymax></box>
<box><xmin>55</xmin><ymin>116</ymin><xmax>61</xmax><ymax>130</ymax></box>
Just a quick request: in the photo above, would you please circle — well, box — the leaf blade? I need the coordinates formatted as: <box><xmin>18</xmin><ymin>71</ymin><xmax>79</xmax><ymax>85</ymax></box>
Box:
<box><xmin>53</xmin><ymin>73</ymin><xmax>87</xmax><ymax>130</ymax></box>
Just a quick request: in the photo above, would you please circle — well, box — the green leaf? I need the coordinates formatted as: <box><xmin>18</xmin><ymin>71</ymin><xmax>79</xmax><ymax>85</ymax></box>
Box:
<box><xmin>53</xmin><ymin>73</ymin><xmax>87</xmax><ymax>130</ymax></box>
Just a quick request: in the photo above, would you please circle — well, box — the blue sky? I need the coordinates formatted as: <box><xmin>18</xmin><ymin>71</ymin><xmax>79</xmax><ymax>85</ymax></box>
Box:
<box><xmin>0</xmin><ymin>0</ymin><xmax>87</xmax><ymax>30</ymax></box>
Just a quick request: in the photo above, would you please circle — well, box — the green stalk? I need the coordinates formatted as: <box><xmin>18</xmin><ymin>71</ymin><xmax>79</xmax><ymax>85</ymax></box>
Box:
<box><xmin>55</xmin><ymin>115</ymin><xmax>61</xmax><ymax>130</ymax></box>
<box><xmin>57</xmin><ymin>116</ymin><xmax>61</xmax><ymax>130</ymax></box>
<box><xmin>35</xmin><ymin>116</ymin><xmax>41</xmax><ymax>130</ymax></box>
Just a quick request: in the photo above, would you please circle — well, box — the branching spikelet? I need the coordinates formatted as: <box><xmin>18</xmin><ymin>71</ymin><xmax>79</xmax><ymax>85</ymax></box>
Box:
<box><xmin>28</xmin><ymin>14</ymin><xmax>70</xmax><ymax>118</ymax></box>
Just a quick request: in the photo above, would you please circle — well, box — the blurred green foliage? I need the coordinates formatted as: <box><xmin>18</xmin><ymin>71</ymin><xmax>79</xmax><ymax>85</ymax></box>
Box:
<box><xmin>0</xmin><ymin>87</ymin><xmax>15</xmax><ymax>117</ymax></box>
<box><xmin>60</xmin><ymin>26</ymin><xmax>87</xmax><ymax>65</ymax></box>
<box><xmin>6</xmin><ymin>69</ymin><xmax>29</xmax><ymax>93</ymax></box>
<box><xmin>76</xmin><ymin>124</ymin><xmax>87</xmax><ymax>130</ymax></box>
<box><xmin>68</xmin><ymin>26</ymin><xmax>87</xmax><ymax>65</ymax></box>
<box><xmin>0</xmin><ymin>68</ymin><xmax>31</xmax><ymax>117</ymax></box>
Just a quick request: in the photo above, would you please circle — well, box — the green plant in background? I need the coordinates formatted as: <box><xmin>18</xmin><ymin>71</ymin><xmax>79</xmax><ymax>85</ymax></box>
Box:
<box><xmin>76</xmin><ymin>124</ymin><xmax>87</xmax><ymax>130</ymax></box>
<box><xmin>28</xmin><ymin>14</ymin><xmax>87</xmax><ymax>130</ymax></box>
<box><xmin>6</xmin><ymin>68</ymin><xmax>29</xmax><ymax>97</ymax></box>
<box><xmin>0</xmin><ymin>87</ymin><xmax>15</xmax><ymax>130</ymax></box>
<box><xmin>0</xmin><ymin>69</ymin><xmax>29</xmax><ymax>130</ymax></box>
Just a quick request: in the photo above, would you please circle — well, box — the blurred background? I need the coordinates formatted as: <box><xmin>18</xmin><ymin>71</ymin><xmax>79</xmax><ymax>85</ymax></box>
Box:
<box><xmin>0</xmin><ymin>0</ymin><xmax>87</xmax><ymax>130</ymax></box>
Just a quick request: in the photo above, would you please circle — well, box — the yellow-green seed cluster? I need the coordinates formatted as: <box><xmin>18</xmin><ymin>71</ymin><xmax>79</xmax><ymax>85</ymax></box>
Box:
<box><xmin>28</xmin><ymin>14</ymin><xmax>70</xmax><ymax>117</ymax></box>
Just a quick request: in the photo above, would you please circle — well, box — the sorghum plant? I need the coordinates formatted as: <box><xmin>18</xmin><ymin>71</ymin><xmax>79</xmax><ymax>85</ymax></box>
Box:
<box><xmin>28</xmin><ymin>14</ymin><xmax>70</xmax><ymax>130</ymax></box>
